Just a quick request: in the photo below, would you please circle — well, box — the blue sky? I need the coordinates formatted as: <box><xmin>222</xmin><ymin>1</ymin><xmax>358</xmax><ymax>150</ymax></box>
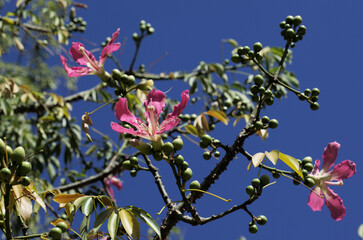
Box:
<box><xmin>4</xmin><ymin>0</ymin><xmax>363</xmax><ymax>239</ymax></box>
<box><xmin>67</xmin><ymin>0</ymin><xmax>363</xmax><ymax>239</ymax></box>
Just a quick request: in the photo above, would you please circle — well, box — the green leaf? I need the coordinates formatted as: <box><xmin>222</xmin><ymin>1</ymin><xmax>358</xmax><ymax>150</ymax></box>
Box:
<box><xmin>278</xmin><ymin>152</ymin><xmax>303</xmax><ymax>178</ymax></box>
<box><xmin>53</xmin><ymin>193</ymin><xmax>85</xmax><ymax>204</ymax></box>
<box><xmin>222</xmin><ymin>38</ymin><xmax>238</xmax><ymax>48</ymax></box>
<box><xmin>92</xmin><ymin>208</ymin><xmax>115</xmax><ymax>234</ymax></box>
<box><xmin>119</xmin><ymin>209</ymin><xmax>140</xmax><ymax>240</ymax></box>
<box><xmin>128</xmin><ymin>206</ymin><xmax>161</xmax><ymax>239</ymax></box>
<box><xmin>204</xmin><ymin>110</ymin><xmax>229</xmax><ymax>125</ymax></box>
<box><xmin>185</xmin><ymin>124</ymin><xmax>198</xmax><ymax>136</ymax></box>
<box><xmin>80</xmin><ymin>215</ymin><xmax>90</xmax><ymax>240</ymax></box>
<box><xmin>81</xmin><ymin>197</ymin><xmax>93</xmax><ymax>216</ymax></box>
<box><xmin>108</xmin><ymin>210</ymin><xmax>120</xmax><ymax>240</ymax></box>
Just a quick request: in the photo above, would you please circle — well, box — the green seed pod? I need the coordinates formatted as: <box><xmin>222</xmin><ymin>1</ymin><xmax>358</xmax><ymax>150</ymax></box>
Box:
<box><xmin>162</xmin><ymin>142</ymin><xmax>174</xmax><ymax>155</ymax></box>
<box><xmin>272</xmin><ymin>171</ymin><xmax>280</xmax><ymax>179</ymax></box>
<box><xmin>237</xmin><ymin>47</ymin><xmax>244</xmax><ymax>55</ymax></box>
<box><xmin>279</xmin><ymin>21</ymin><xmax>286</xmax><ymax>29</ymax></box>
<box><xmin>201</xmin><ymin>134</ymin><xmax>212</xmax><ymax>145</ymax></box>
<box><xmin>129</xmin><ymin>156</ymin><xmax>138</xmax><ymax>165</ymax></box>
<box><xmin>255</xmin><ymin>121</ymin><xmax>263</xmax><ymax>130</ymax></box>
<box><xmin>247</xmin><ymin>50</ymin><xmax>255</xmax><ymax>58</ymax></box>
<box><xmin>310</xmin><ymin>102</ymin><xmax>319</xmax><ymax>111</ymax></box>
<box><xmin>261</xmin><ymin>116</ymin><xmax>270</xmax><ymax>124</ymax></box>
<box><xmin>304</xmin><ymin>177</ymin><xmax>316</xmax><ymax>188</ymax></box>
<box><xmin>20</xmin><ymin>176</ymin><xmax>31</xmax><ymax>186</ymax></box>
<box><xmin>285</xmin><ymin>15</ymin><xmax>294</xmax><ymax>24</ymax></box>
<box><xmin>311</xmin><ymin>88</ymin><xmax>320</xmax><ymax>96</ymax></box>
<box><xmin>0</xmin><ymin>168</ymin><xmax>11</xmax><ymax>181</ymax></box>
<box><xmin>189</xmin><ymin>180</ymin><xmax>201</xmax><ymax>190</ymax></box>
<box><xmin>268</xmin><ymin>119</ymin><xmax>279</xmax><ymax>129</ymax></box>
<box><xmin>304</xmin><ymin>163</ymin><xmax>314</xmax><ymax>172</ymax></box>
<box><xmin>253</xmin><ymin>42</ymin><xmax>263</xmax><ymax>52</ymax></box>
<box><xmin>130</xmin><ymin>169</ymin><xmax>137</xmax><ymax>177</ymax></box>
<box><xmin>251</xmin><ymin>178</ymin><xmax>260</xmax><ymax>188</ymax></box>
<box><xmin>302</xmin><ymin>156</ymin><xmax>313</xmax><ymax>166</ymax></box>
<box><xmin>260</xmin><ymin>174</ymin><xmax>270</xmax><ymax>186</ymax></box>
<box><xmin>251</xmin><ymin>95</ymin><xmax>259</xmax><ymax>102</ymax></box>
<box><xmin>203</xmin><ymin>152</ymin><xmax>211</xmax><ymax>160</ymax></box>
<box><xmin>242</xmin><ymin>46</ymin><xmax>250</xmax><ymax>54</ymax></box>
<box><xmin>162</xmin><ymin>134</ymin><xmax>168</xmax><ymax>140</ymax></box>
<box><xmin>286</xmin><ymin>28</ymin><xmax>295</xmax><ymax>38</ymax></box>
<box><xmin>122</xmin><ymin>160</ymin><xmax>133</xmax><ymax>170</ymax></box>
<box><xmin>250</xmin><ymin>85</ymin><xmax>259</xmax><ymax>95</ymax></box>
<box><xmin>56</xmin><ymin>221</ymin><xmax>68</xmax><ymax>232</ymax></box>
<box><xmin>298</xmin><ymin>25</ymin><xmax>307</xmax><ymax>35</ymax></box>
<box><xmin>265</xmin><ymin>97</ymin><xmax>274</xmax><ymax>106</ymax></box>
<box><xmin>132</xmin><ymin>32</ymin><xmax>139</xmax><ymax>41</ymax></box>
<box><xmin>126</xmin><ymin>75</ymin><xmax>136</xmax><ymax>85</ymax></box>
<box><xmin>17</xmin><ymin>161</ymin><xmax>31</xmax><ymax>176</ymax></box>
<box><xmin>265</xmin><ymin>89</ymin><xmax>273</xmax><ymax>98</ymax></box>
<box><xmin>293</xmin><ymin>15</ymin><xmax>303</xmax><ymax>26</ymax></box>
<box><xmin>246</xmin><ymin>185</ymin><xmax>255</xmax><ymax>196</ymax></box>
<box><xmin>0</xmin><ymin>138</ymin><xmax>5</xmax><ymax>156</ymax></box>
<box><xmin>147</xmin><ymin>27</ymin><xmax>155</xmax><ymax>34</ymax></box>
<box><xmin>199</xmin><ymin>141</ymin><xmax>209</xmax><ymax>149</ymax></box>
<box><xmin>249</xmin><ymin>224</ymin><xmax>258</xmax><ymax>234</ymax></box>
<box><xmin>11</xmin><ymin>146</ymin><xmax>26</xmax><ymax>165</ymax></box>
<box><xmin>253</xmin><ymin>75</ymin><xmax>264</xmax><ymax>86</ymax></box>
<box><xmin>256</xmin><ymin>215</ymin><xmax>267</xmax><ymax>225</ymax></box>
<box><xmin>310</xmin><ymin>96</ymin><xmax>318</xmax><ymax>102</ymax></box>
<box><xmin>182</xmin><ymin>168</ymin><xmax>193</xmax><ymax>182</ymax></box>
<box><xmin>152</xmin><ymin>151</ymin><xmax>163</xmax><ymax>161</ymax></box>
<box><xmin>112</xmin><ymin>69</ymin><xmax>123</xmax><ymax>81</ymax></box>
<box><xmin>182</xmin><ymin>161</ymin><xmax>189</xmax><ymax>170</ymax></box>
<box><xmin>302</xmin><ymin>169</ymin><xmax>309</xmax><ymax>177</ymax></box>
<box><xmin>174</xmin><ymin>155</ymin><xmax>184</xmax><ymax>166</ymax></box>
<box><xmin>108</xmin><ymin>79</ymin><xmax>117</xmax><ymax>88</ymax></box>
<box><xmin>49</xmin><ymin>227</ymin><xmax>62</xmax><ymax>239</ymax></box>
<box><xmin>6</xmin><ymin>146</ymin><xmax>13</xmax><ymax>157</ymax></box>
<box><xmin>172</xmin><ymin>137</ymin><xmax>184</xmax><ymax>151</ymax></box>
<box><xmin>231</xmin><ymin>54</ymin><xmax>240</xmax><ymax>63</ymax></box>
<box><xmin>190</xmin><ymin>113</ymin><xmax>198</xmax><ymax>120</ymax></box>
<box><xmin>304</xmin><ymin>88</ymin><xmax>311</xmax><ymax>97</ymax></box>
<box><xmin>214</xmin><ymin>151</ymin><xmax>221</xmax><ymax>158</ymax></box>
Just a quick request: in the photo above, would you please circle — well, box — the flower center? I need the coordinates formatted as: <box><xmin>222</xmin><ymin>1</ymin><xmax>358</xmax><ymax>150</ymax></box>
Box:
<box><xmin>325</xmin><ymin>180</ymin><xmax>343</xmax><ymax>186</ymax></box>
<box><xmin>147</xmin><ymin>104</ymin><xmax>158</xmax><ymax>135</ymax></box>
<box><xmin>78</xmin><ymin>45</ymin><xmax>99</xmax><ymax>71</ymax></box>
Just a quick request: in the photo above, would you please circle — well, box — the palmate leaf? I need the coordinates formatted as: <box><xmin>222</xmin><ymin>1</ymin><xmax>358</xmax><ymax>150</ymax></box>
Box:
<box><xmin>92</xmin><ymin>208</ymin><xmax>115</xmax><ymax>234</ymax></box>
<box><xmin>119</xmin><ymin>209</ymin><xmax>140</xmax><ymax>240</ymax></box>
<box><xmin>128</xmin><ymin>206</ymin><xmax>161</xmax><ymax>239</ymax></box>
<box><xmin>108</xmin><ymin>210</ymin><xmax>120</xmax><ymax>240</ymax></box>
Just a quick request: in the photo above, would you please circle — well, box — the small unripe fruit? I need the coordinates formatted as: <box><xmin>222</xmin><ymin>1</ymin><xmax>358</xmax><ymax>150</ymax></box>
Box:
<box><xmin>231</xmin><ymin>54</ymin><xmax>240</xmax><ymax>63</ymax></box>
<box><xmin>304</xmin><ymin>163</ymin><xmax>314</xmax><ymax>172</ymax></box>
<box><xmin>286</xmin><ymin>28</ymin><xmax>295</xmax><ymax>38</ymax></box>
<box><xmin>130</xmin><ymin>169</ymin><xmax>137</xmax><ymax>177</ymax></box>
<box><xmin>260</xmin><ymin>174</ymin><xmax>270</xmax><ymax>186</ymax></box>
<box><xmin>310</xmin><ymin>102</ymin><xmax>319</xmax><ymax>111</ymax></box>
<box><xmin>20</xmin><ymin>176</ymin><xmax>31</xmax><ymax>186</ymax></box>
<box><xmin>304</xmin><ymin>88</ymin><xmax>311</xmax><ymax>97</ymax></box>
<box><xmin>174</xmin><ymin>155</ymin><xmax>184</xmax><ymax>166</ymax></box>
<box><xmin>254</xmin><ymin>121</ymin><xmax>263</xmax><ymax>130</ymax></box>
<box><xmin>56</xmin><ymin>221</ymin><xmax>68</xmax><ymax>232</ymax></box>
<box><xmin>253</xmin><ymin>42</ymin><xmax>263</xmax><ymax>52</ymax></box>
<box><xmin>17</xmin><ymin>161</ymin><xmax>32</xmax><ymax>176</ymax></box>
<box><xmin>279</xmin><ymin>21</ymin><xmax>286</xmax><ymax>29</ymax></box>
<box><xmin>49</xmin><ymin>227</ymin><xmax>62</xmax><ymax>239</ymax></box>
<box><xmin>122</xmin><ymin>160</ymin><xmax>133</xmax><ymax>170</ymax></box>
<box><xmin>256</xmin><ymin>215</ymin><xmax>267</xmax><ymax>225</ymax></box>
<box><xmin>0</xmin><ymin>168</ymin><xmax>11</xmax><ymax>181</ymax></box>
<box><xmin>246</xmin><ymin>185</ymin><xmax>255</xmax><ymax>196</ymax></box>
<box><xmin>298</xmin><ymin>25</ymin><xmax>307</xmax><ymax>35</ymax></box>
<box><xmin>242</xmin><ymin>46</ymin><xmax>250</xmax><ymax>54</ymax></box>
<box><xmin>214</xmin><ymin>151</ymin><xmax>221</xmax><ymax>158</ymax></box>
<box><xmin>293</xmin><ymin>15</ymin><xmax>303</xmax><ymax>26</ymax></box>
<box><xmin>126</xmin><ymin>75</ymin><xmax>136</xmax><ymax>85</ymax></box>
<box><xmin>272</xmin><ymin>172</ymin><xmax>280</xmax><ymax>179</ymax></box>
<box><xmin>182</xmin><ymin>168</ymin><xmax>193</xmax><ymax>182</ymax></box>
<box><xmin>182</xmin><ymin>161</ymin><xmax>189</xmax><ymax>170</ymax></box>
<box><xmin>189</xmin><ymin>180</ymin><xmax>201</xmax><ymax>190</ymax></box>
<box><xmin>250</xmin><ymin>85</ymin><xmax>259</xmax><ymax>95</ymax></box>
<box><xmin>249</xmin><ymin>224</ymin><xmax>258</xmax><ymax>234</ymax></box>
<box><xmin>265</xmin><ymin>97</ymin><xmax>274</xmax><ymax>106</ymax></box>
<box><xmin>251</xmin><ymin>178</ymin><xmax>260</xmax><ymax>188</ymax></box>
<box><xmin>152</xmin><ymin>151</ymin><xmax>163</xmax><ymax>161</ymax></box>
<box><xmin>285</xmin><ymin>15</ymin><xmax>294</xmax><ymax>24</ymax></box>
<box><xmin>268</xmin><ymin>119</ymin><xmax>279</xmax><ymax>129</ymax></box>
<box><xmin>304</xmin><ymin>177</ymin><xmax>316</xmax><ymax>188</ymax></box>
<box><xmin>237</xmin><ymin>47</ymin><xmax>244</xmax><ymax>55</ymax></box>
<box><xmin>112</xmin><ymin>69</ymin><xmax>123</xmax><ymax>81</ymax></box>
<box><xmin>129</xmin><ymin>156</ymin><xmax>138</xmax><ymax>165</ymax></box>
<box><xmin>302</xmin><ymin>156</ymin><xmax>313</xmax><ymax>166</ymax></box>
<box><xmin>199</xmin><ymin>141</ymin><xmax>209</xmax><ymax>149</ymax></box>
<box><xmin>201</xmin><ymin>134</ymin><xmax>212</xmax><ymax>145</ymax></box>
<box><xmin>302</xmin><ymin>169</ymin><xmax>309</xmax><ymax>177</ymax></box>
<box><xmin>172</xmin><ymin>138</ymin><xmax>184</xmax><ymax>151</ymax></box>
<box><xmin>310</xmin><ymin>96</ymin><xmax>319</xmax><ymax>102</ymax></box>
<box><xmin>311</xmin><ymin>88</ymin><xmax>320</xmax><ymax>96</ymax></box>
<box><xmin>0</xmin><ymin>138</ymin><xmax>5</xmax><ymax>156</ymax></box>
<box><xmin>253</xmin><ymin>75</ymin><xmax>264</xmax><ymax>86</ymax></box>
<box><xmin>11</xmin><ymin>146</ymin><xmax>26</xmax><ymax>165</ymax></box>
<box><xmin>261</xmin><ymin>116</ymin><xmax>270</xmax><ymax>124</ymax></box>
<box><xmin>203</xmin><ymin>152</ymin><xmax>211</xmax><ymax>160</ymax></box>
<box><xmin>162</xmin><ymin>142</ymin><xmax>174</xmax><ymax>155</ymax></box>
<box><xmin>6</xmin><ymin>146</ymin><xmax>13</xmax><ymax>157</ymax></box>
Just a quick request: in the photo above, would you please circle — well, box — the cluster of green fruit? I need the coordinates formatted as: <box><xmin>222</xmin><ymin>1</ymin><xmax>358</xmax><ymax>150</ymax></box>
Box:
<box><xmin>279</xmin><ymin>15</ymin><xmax>306</xmax><ymax>48</ymax></box>
<box><xmin>245</xmin><ymin>174</ymin><xmax>271</xmax><ymax>197</ymax></box>
<box><xmin>199</xmin><ymin>134</ymin><xmax>221</xmax><ymax>160</ymax></box>
<box><xmin>110</xmin><ymin>69</ymin><xmax>136</xmax><ymax>95</ymax></box>
<box><xmin>292</xmin><ymin>156</ymin><xmax>316</xmax><ymax>187</ymax></box>
<box><xmin>0</xmin><ymin>138</ymin><xmax>32</xmax><ymax>186</ymax></box>
<box><xmin>48</xmin><ymin>221</ymin><xmax>68</xmax><ymax>240</ymax></box>
<box><xmin>250</xmin><ymin>74</ymin><xmax>275</xmax><ymax>105</ymax></box>
<box><xmin>250</xmin><ymin>115</ymin><xmax>279</xmax><ymax>132</ymax></box>
<box><xmin>298</xmin><ymin>88</ymin><xmax>320</xmax><ymax>111</ymax></box>
<box><xmin>66</xmin><ymin>7</ymin><xmax>87</xmax><ymax>33</ymax></box>
<box><xmin>133</xmin><ymin>20</ymin><xmax>155</xmax><ymax>42</ymax></box>
<box><xmin>231</xmin><ymin>41</ymin><xmax>264</xmax><ymax>65</ymax></box>
<box><xmin>121</xmin><ymin>156</ymin><xmax>139</xmax><ymax>177</ymax></box>
<box><xmin>248</xmin><ymin>215</ymin><xmax>268</xmax><ymax>234</ymax></box>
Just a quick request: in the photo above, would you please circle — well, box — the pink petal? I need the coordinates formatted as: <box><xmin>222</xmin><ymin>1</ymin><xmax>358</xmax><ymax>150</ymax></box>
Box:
<box><xmin>60</xmin><ymin>55</ymin><xmax>93</xmax><ymax>77</ymax></box>
<box><xmin>308</xmin><ymin>186</ymin><xmax>324</xmax><ymax>211</ymax></box>
<box><xmin>99</xmin><ymin>28</ymin><xmax>121</xmax><ymax>66</ymax></box>
<box><xmin>110</xmin><ymin>122</ymin><xmax>150</xmax><ymax>140</ymax></box>
<box><xmin>144</xmin><ymin>89</ymin><xmax>166</xmax><ymax>120</ymax></box>
<box><xmin>159</xmin><ymin>90</ymin><xmax>189</xmax><ymax>132</ymax></box>
<box><xmin>322</xmin><ymin>142</ymin><xmax>340</xmax><ymax>172</ymax></box>
<box><xmin>323</xmin><ymin>186</ymin><xmax>346</xmax><ymax>221</ymax></box>
<box><xmin>110</xmin><ymin>176</ymin><xmax>123</xmax><ymax>190</ymax></box>
<box><xmin>114</xmin><ymin>98</ymin><xmax>143</xmax><ymax>127</ymax></box>
<box><xmin>311</xmin><ymin>159</ymin><xmax>321</xmax><ymax>175</ymax></box>
<box><xmin>69</xmin><ymin>42</ymin><xmax>97</xmax><ymax>66</ymax></box>
<box><xmin>330</xmin><ymin>160</ymin><xmax>356</xmax><ymax>181</ymax></box>
<box><xmin>105</xmin><ymin>179</ymin><xmax>115</xmax><ymax>201</ymax></box>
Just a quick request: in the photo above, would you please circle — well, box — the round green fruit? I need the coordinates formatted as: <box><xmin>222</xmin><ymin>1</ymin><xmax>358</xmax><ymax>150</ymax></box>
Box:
<box><xmin>293</xmin><ymin>15</ymin><xmax>303</xmax><ymax>26</ymax></box>
<box><xmin>49</xmin><ymin>227</ymin><xmax>62</xmax><ymax>239</ymax></box>
<box><xmin>231</xmin><ymin>54</ymin><xmax>240</xmax><ymax>63</ymax></box>
<box><xmin>17</xmin><ymin>161</ymin><xmax>32</xmax><ymax>176</ymax></box>
<box><xmin>174</xmin><ymin>155</ymin><xmax>184</xmax><ymax>166</ymax></box>
<box><xmin>0</xmin><ymin>168</ymin><xmax>11</xmax><ymax>181</ymax></box>
<box><xmin>111</xmin><ymin>69</ymin><xmax>123</xmax><ymax>81</ymax></box>
<box><xmin>260</xmin><ymin>174</ymin><xmax>270</xmax><ymax>186</ymax></box>
<box><xmin>172</xmin><ymin>138</ymin><xmax>184</xmax><ymax>151</ymax></box>
<box><xmin>302</xmin><ymin>156</ymin><xmax>313</xmax><ymax>165</ymax></box>
<box><xmin>285</xmin><ymin>15</ymin><xmax>294</xmax><ymax>24</ymax></box>
<box><xmin>214</xmin><ymin>151</ymin><xmax>221</xmax><ymax>158</ymax></box>
<box><xmin>311</xmin><ymin>88</ymin><xmax>320</xmax><ymax>96</ymax></box>
<box><xmin>261</xmin><ymin>116</ymin><xmax>270</xmax><ymax>124</ymax></box>
<box><xmin>246</xmin><ymin>185</ymin><xmax>255</xmax><ymax>196</ymax></box>
<box><xmin>189</xmin><ymin>180</ymin><xmax>201</xmax><ymax>190</ymax></box>
<box><xmin>182</xmin><ymin>168</ymin><xmax>193</xmax><ymax>182</ymax></box>
<box><xmin>254</xmin><ymin>121</ymin><xmax>263</xmax><ymax>130</ymax></box>
<box><xmin>122</xmin><ymin>160</ymin><xmax>133</xmax><ymax>170</ymax></box>
<box><xmin>129</xmin><ymin>156</ymin><xmax>138</xmax><ymax>165</ymax></box>
<box><xmin>310</xmin><ymin>102</ymin><xmax>319</xmax><ymax>111</ymax></box>
<box><xmin>152</xmin><ymin>151</ymin><xmax>163</xmax><ymax>161</ymax></box>
<box><xmin>251</xmin><ymin>178</ymin><xmax>260</xmax><ymax>188</ymax></box>
<box><xmin>6</xmin><ymin>146</ymin><xmax>13</xmax><ymax>157</ymax></box>
<box><xmin>56</xmin><ymin>221</ymin><xmax>68</xmax><ymax>232</ymax></box>
<box><xmin>272</xmin><ymin>172</ymin><xmax>280</xmax><ymax>179</ymax></box>
<box><xmin>11</xmin><ymin>146</ymin><xmax>26</xmax><ymax>165</ymax></box>
<box><xmin>130</xmin><ymin>169</ymin><xmax>137</xmax><ymax>177</ymax></box>
<box><xmin>304</xmin><ymin>163</ymin><xmax>314</xmax><ymax>172</ymax></box>
<box><xmin>253</xmin><ymin>42</ymin><xmax>263</xmax><ymax>52</ymax></box>
<box><xmin>182</xmin><ymin>161</ymin><xmax>189</xmax><ymax>170</ymax></box>
<box><xmin>201</xmin><ymin>134</ymin><xmax>212</xmax><ymax>145</ymax></box>
<box><xmin>162</xmin><ymin>142</ymin><xmax>174</xmax><ymax>155</ymax></box>
<box><xmin>268</xmin><ymin>119</ymin><xmax>279</xmax><ymax>129</ymax></box>
<box><xmin>250</xmin><ymin>85</ymin><xmax>259</xmax><ymax>95</ymax></box>
<box><xmin>20</xmin><ymin>176</ymin><xmax>31</xmax><ymax>186</ymax></box>
<box><xmin>286</xmin><ymin>28</ymin><xmax>295</xmax><ymax>38</ymax></box>
<box><xmin>0</xmin><ymin>138</ymin><xmax>5</xmax><ymax>156</ymax></box>
<box><xmin>304</xmin><ymin>177</ymin><xmax>316</xmax><ymax>188</ymax></box>
<box><xmin>249</xmin><ymin>224</ymin><xmax>258</xmax><ymax>234</ymax></box>
<box><xmin>203</xmin><ymin>151</ymin><xmax>211</xmax><ymax>160</ymax></box>
<box><xmin>256</xmin><ymin>215</ymin><xmax>267</xmax><ymax>225</ymax></box>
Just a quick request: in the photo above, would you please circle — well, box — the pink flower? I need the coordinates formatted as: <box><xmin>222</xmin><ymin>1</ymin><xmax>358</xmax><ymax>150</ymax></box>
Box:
<box><xmin>105</xmin><ymin>176</ymin><xmax>123</xmax><ymax>202</ymax></box>
<box><xmin>111</xmin><ymin>89</ymin><xmax>189</xmax><ymax>142</ymax></box>
<box><xmin>308</xmin><ymin>142</ymin><xmax>356</xmax><ymax>221</ymax></box>
<box><xmin>60</xmin><ymin>28</ymin><xmax>120</xmax><ymax>79</ymax></box>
